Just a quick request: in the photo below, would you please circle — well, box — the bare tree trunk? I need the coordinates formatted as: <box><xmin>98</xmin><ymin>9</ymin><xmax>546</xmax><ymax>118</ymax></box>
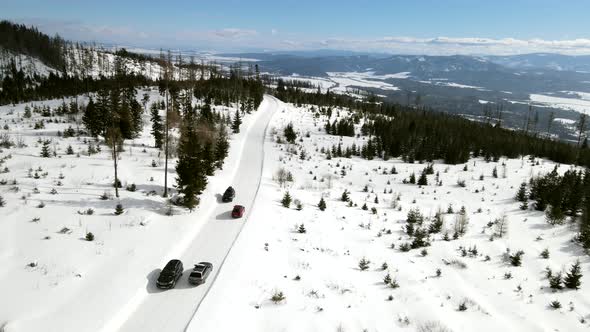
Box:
<box><xmin>577</xmin><ymin>113</ymin><xmax>587</xmax><ymax>147</ymax></box>
<box><xmin>163</xmin><ymin>88</ymin><xmax>169</xmax><ymax>198</ymax></box>
<box><xmin>111</xmin><ymin>131</ymin><xmax>120</xmax><ymax>198</ymax></box>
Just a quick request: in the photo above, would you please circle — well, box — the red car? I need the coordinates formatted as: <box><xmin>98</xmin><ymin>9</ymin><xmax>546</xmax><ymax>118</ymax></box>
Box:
<box><xmin>231</xmin><ymin>205</ymin><xmax>245</xmax><ymax>218</ymax></box>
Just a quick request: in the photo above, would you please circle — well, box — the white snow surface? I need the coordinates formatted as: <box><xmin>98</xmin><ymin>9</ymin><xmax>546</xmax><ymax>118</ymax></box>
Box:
<box><xmin>188</xmin><ymin>102</ymin><xmax>590</xmax><ymax>332</ymax></box>
<box><xmin>0</xmin><ymin>92</ymin><xmax>277</xmax><ymax>332</ymax></box>
<box><xmin>327</xmin><ymin>72</ymin><xmax>401</xmax><ymax>92</ymax></box>
<box><xmin>530</xmin><ymin>94</ymin><xmax>590</xmax><ymax>115</ymax></box>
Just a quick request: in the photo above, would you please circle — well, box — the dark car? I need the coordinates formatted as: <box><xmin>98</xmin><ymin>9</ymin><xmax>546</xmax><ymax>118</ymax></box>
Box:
<box><xmin>222</xmin><ymin>186</ymin><xmax>235</xmax><ymax>202</ymax></box>
<box><xmin>231</xmin><ymin>205</ymin><xmax>245</xmax><ymax>218</ymax></box>
<box><xmin>188</xmin><ymin>262</ymin><xmax>213</xmax><ymax>285</ymax></box>
<box><xmin>156</xmin><ymin>259</ymin><xmax>183</xmax><ymax>289</ymax></box>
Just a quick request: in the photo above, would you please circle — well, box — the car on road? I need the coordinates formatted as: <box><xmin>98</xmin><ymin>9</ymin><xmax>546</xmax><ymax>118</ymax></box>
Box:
<box><xmin>231</xmin><ymin>205</ymin><xmax>245</xmax><ymax>218</ymax></box>
<box><xmin>188</xmin><ymin>262</ymin><xmax>213</xmax><ymax>285</ymax></box>
<box><xmin>156</xmin><ymin>259</ymin><xmax>184</xmax><ymax>289</ymax></box>
<box><xmin>222</xmin><ymin>186</ymin><xmax>235</xmax><ymax>202</ymax></box>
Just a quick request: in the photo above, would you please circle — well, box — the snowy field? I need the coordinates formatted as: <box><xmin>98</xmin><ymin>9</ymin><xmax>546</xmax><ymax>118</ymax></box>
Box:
<box><xmin>190</xmin><ymin>101</ymin><xmax>590</xmax><ymax>332</ymax></box>
<box><xmin>0</xmin><ymin>91</ymin><xmax>271</xmax><ymax>332</ymax></box>
<box><xmin>530</xmin><ymin>94</ymin><xmax>590</xmax><ymax>115</ymax></box>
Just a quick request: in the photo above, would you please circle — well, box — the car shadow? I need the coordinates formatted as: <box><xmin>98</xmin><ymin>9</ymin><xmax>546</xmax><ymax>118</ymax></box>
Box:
<box><xmin>215</xmin><ymin>210</ymin><xmax>235</xmax><ymax>220</ymax></box>
<box><xmin>146</xmin><ymin>268</ymin><xmax>162</xmax><ymax>294</ymax></box>
<box><xmin>175</xmin><ymin>268</ymin><xmax>201</xmax><ymax>289</ymax></box>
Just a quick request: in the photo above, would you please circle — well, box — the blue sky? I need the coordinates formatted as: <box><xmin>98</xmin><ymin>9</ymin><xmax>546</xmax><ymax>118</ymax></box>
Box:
<box><xmin>3</xmin><ymin>0</ymin><xmax>590</xmax><ymax>54</ymax></box>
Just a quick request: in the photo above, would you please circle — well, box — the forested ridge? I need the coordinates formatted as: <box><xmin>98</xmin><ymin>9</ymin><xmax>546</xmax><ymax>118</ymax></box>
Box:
<box><xmin>274</xmin><ymin>80</ymin><xmax>590</xmax><ymax>168</ymax></box>
<box><xmin>0</xmin><ymin>20</ymin><xmax>67</xmax><ymax>70</ymax></box>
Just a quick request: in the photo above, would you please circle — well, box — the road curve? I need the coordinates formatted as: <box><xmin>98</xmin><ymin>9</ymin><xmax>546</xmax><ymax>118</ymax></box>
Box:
<box><xmin>116</xmin><ymin>95</ymin><xmax>279</xmax><ymax>332</ymax></box>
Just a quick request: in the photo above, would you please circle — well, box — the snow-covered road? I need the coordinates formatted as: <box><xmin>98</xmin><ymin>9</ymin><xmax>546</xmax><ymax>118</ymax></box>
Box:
<box><xmin>114</xmin><ymin>96</ymin><xmax>279</xmax><ymax>332</ymax></box>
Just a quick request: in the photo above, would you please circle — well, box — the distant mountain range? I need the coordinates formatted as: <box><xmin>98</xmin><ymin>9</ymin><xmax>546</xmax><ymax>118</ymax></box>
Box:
<box><xmin>221</xmin><ymin>52</ymin><xmax>590</xmax><ymax>140</ymax></box>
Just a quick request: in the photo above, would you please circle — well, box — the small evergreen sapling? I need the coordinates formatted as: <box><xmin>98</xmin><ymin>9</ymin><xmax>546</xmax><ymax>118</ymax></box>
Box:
<box><xmin>341</xmin><ymin>190</ymin><xmax>349</xmax><ymax>202</ymax></box>
<box><xmin>271</xmin><ymin>290</ymin><xmax>286</xmax><ymax>304</ymax></box>
<box><xmin>40</xmin><ymin>140</ymin><xmax>51</xmax><ymax>158</ymax></box>
<box><xmin>358</xmin><ymin>257</ymin><xmax>370</xmax><ymax>271</ymax></box>
<box><xmin>515</xmin><ymin>182</ymin><xmax>527</xmax><ymax>202</ymax></box>
<box><xmin>550</xmin><ymin>300</ymin><xmax>562</xmax><ymax>309</ymax></box>
<box><xmin>383</xmin><ymin>273</ymin><xmax>392</xmax><ymax>284</ymax></box>
<box><xmin>318</xmin><ymin>197</ymin><xmax>326</xmax><ymax>211</ymax></box>
<box><xmin>281</xmin><ymin>192</ymin><xmax>292</xmax><ymax>208</ymax></box>
<box><xmin>297</xmin><ymin>223</ymin><xmax>306</xmax><ymax>234</ymax></box>
<box><xmin>564</xmin><ymin>260</ymin><xmax>582</xmax><ymax>290</ymax></box>
<box><xmin>509</xmin><ymin>250</ymin><xmax>524</xmax><ymax>267</ymax></box>
<box><xmin>549</xmin><ymin>272</ymin><xmax>563</xmax><ymax>290</ymax></box>
<box><xmin>114</xmin><ymin>203</ymin><xmax>124</xmax><ymax>215</ymax></box>
<box><xmin>86</xmin><ymin>232</ymin><xmax>94</xmax><ymax>241</ymax></box>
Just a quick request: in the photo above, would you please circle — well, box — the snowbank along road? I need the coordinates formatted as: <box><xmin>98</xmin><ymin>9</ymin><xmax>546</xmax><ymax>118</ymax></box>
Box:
<box><xmin>110</xmin><ymin>96</ymin><xmax>279</xmax><ymax>332</ymax></box>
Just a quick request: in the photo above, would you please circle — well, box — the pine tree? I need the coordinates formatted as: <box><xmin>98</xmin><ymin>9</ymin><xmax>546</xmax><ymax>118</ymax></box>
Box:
<box><xmin>299</xmin><ymin>149</ymin><xmax>306</xmax><ymax>160</ymax></box>
<box><xmin>492</xmin><ymin>166</ymin><xmax>498</xmax><ymax>178</ymax></box>
<box><xmin>428</xmin><ymin>212</ymin><xmax>444</xmax><ymax>234</ymax></box>
<box><xmin>150</xmin><ymin>104</ymin><xmax>164</xmax><ymax>149</ymax></box>
<box><xmin>516</xmin><ymin>182</ymin><xmax>528</xmax><ymax>202</ymax></box>
<box><xmin>175</xmin><ymin>106</ymin><xmax>207</xmax><ymax>210</ymax></box>
<box><xmin>231</xmin><ymin>109</ymin><xmax>242</xmax><ymax>133</ymax></box>
<box><xmin>214</xmin><ymin>124</ymin><xmax>229</xmax><ymax>169</ymax></box>
<box><xmin>564</xmin><ymin>260</ymin><xmax>582</xmax><ymax>290</ymax></box>
<box><xmin>281</xmin><ymin>191</ymin><xmax>292</xmax><ymax>208</ymax></box>
<box><xmin>409</xmin><ymin>173</ymin><xmax>416</xmax><ymax>184</ymax></box>
<box><xmin>383</xmin><ymin>273</ymin><xmax>392</xmax><ymax>284</ymax></box>
<box><xmin>549</xmin><ymin>272</ymin><xmax>564</xmax><ymax>290</ymax></box>
<box><xmin>40</xmin><ymin>140</ymin><xmax>51</xmax><ymax>157</ymax></box>
<box><xmin>114</xmin><ymin>203</ymin><xmax>124</xmax><ymax>215</ymax></box>
<box><xmin>546</xmin><ymin>204</ymin><xmax>565</xmax><ymax>225</ymax></box>
<box><xmin>318</xmin><ymin>197</ymin><xmax>327</xmax><ymax>211</ymax></box>
<box><xmin>82</xmin><ymin>98</ymin><xmax>102</xmax><ymax>137</ymax></box>
<box><xmin>66</xmin><ymin>145</ymin><xmax>74</xmax><ymax>155</ymax></box>
<box><xmin>284</xmin><ymin>122</ymin><xmax>297</xmax><ymax>143</ymax></box>
<box><xmin>201</xmin><ymin>142</ymin><xmax>216</xmax><ymax>176</ymax></box>
<box><xmin>341</xmin><ymin>190</ymin><xmax>349</xmax><ymax>202</ymax></box>
<box><xmin>358</xmin><ymin>257</ymin><xmax>370</xmax><ymax>271</ymax></box>
<box><xmin>297</xmin><ymin>223</ymin><xmax>306</xmax><ymax>233</ymax></box>
<box><xmin>417</xmin><ymin>171</ymin><xmax>428</xmax><ymax>186</ymax></box>
<box><xmin>0</xmin><ymin>195</ymin><xmax>5</xmax><ymax>207</ymax></box>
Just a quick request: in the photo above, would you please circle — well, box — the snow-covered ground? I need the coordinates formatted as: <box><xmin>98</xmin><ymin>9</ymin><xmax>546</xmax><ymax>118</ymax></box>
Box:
<box><xmin>190</xmin><ymin>102</ymin><xmax>590</xmax><ymax>332</ymax></box>
<box><xmin>530</xmin><ymin>94</ymin><xmax>590</xmax><ymax>115</ymax></box>
<box><xmin>419</xmin><ymin>80</ymin><xmax>489</xmax><ymax>91</ymax></box>
<box><xmin>277</xmin><ymin>71</ymin><xmax>409</xmax><ymax>95</ymax></box>
<box><xmin>0</xmin><ymin>92</ymin><xmax>274</xmax><ymax>332</ymax></box>
<box><xmin>115</xmin><ymin>96</ymin><xmax>277</xmax><ymax>332</ymax></box>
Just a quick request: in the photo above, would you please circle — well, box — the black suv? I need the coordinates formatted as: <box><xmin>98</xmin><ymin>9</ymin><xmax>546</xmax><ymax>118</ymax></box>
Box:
<box><xmin>156</xmin><ymin>259</ymin><xmax>183</xmax><ymax>289</ymax></box>
<box><xmin>222</xmin><ymin>186</ymin><xmax>235</xmax><ymax>202</ymax></box>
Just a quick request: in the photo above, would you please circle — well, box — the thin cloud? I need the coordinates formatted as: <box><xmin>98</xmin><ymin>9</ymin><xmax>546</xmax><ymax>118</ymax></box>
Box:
<box><xmin>7</xmin><ymin>17</ymin><xmax>590</xmax><ymax>54</ymax></box>
<box><xmin>212</xmin><ymin>28</ymin><xmax>257</xmax><ymax>39</ymax></box>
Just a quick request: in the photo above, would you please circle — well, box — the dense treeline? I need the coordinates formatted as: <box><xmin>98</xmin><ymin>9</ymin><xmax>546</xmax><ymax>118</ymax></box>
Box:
<box><xmin>274</xmin><ymin>87</ymin><xmax>590</xmax><ymax>167</ymax></box>
<box><xmin>325</xmin><ymin>116</ymin><xmax>356</xmax><ymax>136</ymax></box>
<box><xmin>0</xmin><ymin>20</ymin><xmax>67</xmax><ymax>70</ymax></box>
<box><xmin>169</xmin><ymin>74</ymin><xmax>264</xmax><ymax>208</ymax></box>
<box><xmin>1</xmin><ymin>65</ymin><xmax>152</xmax><ymax>105</ymax></box>
<box><xmin>518</xmin><ymin>167</ymin><xmax>590</xmax><ymax>250</ymax></box>
<box><xmin>359</xmin><ymin>108</ymin><xmax>589</xmax><ymax>166</ymax></box>
<box><xmin>77</xmin><ymin>55</ymin><xmax>264</xmax><ymax>208</ymax></box>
